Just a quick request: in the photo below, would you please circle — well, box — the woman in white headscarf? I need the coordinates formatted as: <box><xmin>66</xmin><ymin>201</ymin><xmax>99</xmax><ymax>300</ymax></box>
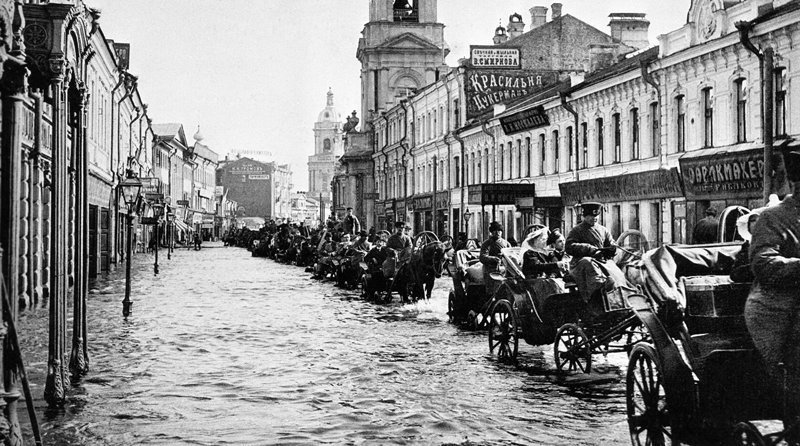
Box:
<box><xmin>519</xmin><ymin>227</ymin><xmax>562</xmax><ymax>279</ymax></box>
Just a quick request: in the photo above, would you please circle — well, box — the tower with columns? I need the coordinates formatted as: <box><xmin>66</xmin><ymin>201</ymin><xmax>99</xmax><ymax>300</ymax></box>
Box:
<box><xmin>308</xmin><ymin>89</ymin><xmax>343</xmax><ymax>221</ymax></box>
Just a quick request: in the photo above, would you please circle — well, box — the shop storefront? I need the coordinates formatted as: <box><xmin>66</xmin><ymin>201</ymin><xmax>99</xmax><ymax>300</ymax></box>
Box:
<box><xmin>435</xmin><ymin>192</ymin><xmax>450</xmax><ymax>238</ymax></box>
<box><xmin>679</xmin><ymin>148</ymin><xmax>765</xmax><ymax>243</ymax></box>
<box><xmin>412</xmin><ymin>195</ymin><xmax>433</xmax><ymax>234</ymax></box>
<box><xmin>467</xmin><ymin>183</ymin><xmax>537</xmax><ymax>240</ymax></box>
<box><xmin>559</xmin><ymin>168</ymin><xmax>684</xmax><ymax>242</ymax></box>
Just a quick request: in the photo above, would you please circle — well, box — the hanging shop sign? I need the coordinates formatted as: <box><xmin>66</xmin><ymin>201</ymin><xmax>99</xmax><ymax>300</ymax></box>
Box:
<box><xmin>469</xmin><ymin>46</ymin><xmax>521</xmax><ymax>69</ymax></box>
<box><xmin>500</xmin><ymin>105</ymin><xmax>550</xmax><ymax>135</ymax></box>
<box><xmin>467</xmin><ymin>183</ymin><xmax>536</xmax><ymax>206</ymax></box>
<box><xmin>413</xmin><ymin>196</ymin><xmax>433</xmax><ymax>211</ymax></box>
<box><xmin>435</xmin><ymin>192</ymin><xmax>450</xmax><ymax>210</ymax></box>
<box><xmin>679</xmin><ymin>148</ymin><xmax>764</xmax><ymax>200</ymax></box>
<box><xmin>464</xmin><ymin>69</ymin><xmax>558</xmax><ymax>120</ymax></box>
<box><xmin>558</xmin><ymin>168</ymin><xmax>684</xmax><ymax>206</ymax></box>
<box><xmin>139</xmin><ymin>177</ymin><xmax>160</xmax><ymax>194</ymax></box>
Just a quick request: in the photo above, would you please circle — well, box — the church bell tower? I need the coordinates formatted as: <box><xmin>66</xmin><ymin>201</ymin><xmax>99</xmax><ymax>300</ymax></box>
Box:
<box><xmin>357</xmin><ymin>0</ymin><xmax>449</xmax><ymax>123</ymax></box>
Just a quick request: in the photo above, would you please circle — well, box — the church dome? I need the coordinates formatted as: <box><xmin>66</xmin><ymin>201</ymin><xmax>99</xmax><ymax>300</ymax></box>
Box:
<box><xmin>317</xmin><ymin>88</ymin><xmax>342</xmax><ymax>123</ymax></box>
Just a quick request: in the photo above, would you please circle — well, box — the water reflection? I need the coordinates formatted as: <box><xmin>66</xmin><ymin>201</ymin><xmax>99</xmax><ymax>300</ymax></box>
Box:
<box><xmin>15</xmin><ymin>244</ymin><xmax>632</xmax><ymax>445</ymax></box>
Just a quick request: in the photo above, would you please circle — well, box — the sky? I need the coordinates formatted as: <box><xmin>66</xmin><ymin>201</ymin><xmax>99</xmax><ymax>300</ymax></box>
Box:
<box><xmin>87</xmin><ymin>0</ymin><xmax>690</xmax><ymax>191</ymax></box>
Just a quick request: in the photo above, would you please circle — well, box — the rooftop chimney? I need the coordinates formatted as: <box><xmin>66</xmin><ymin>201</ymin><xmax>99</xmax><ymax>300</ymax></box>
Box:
<box><xmin>551</xmin><ymin>3</ymin><xmax>562</xmax><ymax>20</ymax></box>
<box><xmin>608</xmin><ymin>13</ymin><xmax>650</xmax><ymax>51</ymax></box>
<box><xmin>530</xmin><ymin>6</ymin><xmax>547</xmax><ymax>29</ymax></box>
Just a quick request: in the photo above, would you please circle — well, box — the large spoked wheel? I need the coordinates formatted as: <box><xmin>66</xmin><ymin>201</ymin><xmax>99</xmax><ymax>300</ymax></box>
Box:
<box><xmin>627</xmin><ymin>343</ymin><xmax>676</xmax><ymax>446</ymax></box>
<box><xmin>488</xmin><ymin>300</ymin><xmax>518</xmax><ymax>362</ymax></box>
<box><xmin>729</xmin><ymin>422</ymin><xmax>767</xmax><ymax>446</ymax></box>
<box><xmin>554</xmin><ymin>323</ymin><xmax>592</xmax><ymax>374</ymax></box>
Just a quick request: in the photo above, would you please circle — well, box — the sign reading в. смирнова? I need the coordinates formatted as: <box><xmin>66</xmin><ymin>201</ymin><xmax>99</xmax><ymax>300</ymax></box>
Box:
<box><xmin>464</xmin><ymin>69</ymin><xmax>558</xmax><ymax>120</ymax></box>
<box><xmin>469</xmin><ymin>46</ymin><xmax>521</xmax><ymax>69</ymax></box>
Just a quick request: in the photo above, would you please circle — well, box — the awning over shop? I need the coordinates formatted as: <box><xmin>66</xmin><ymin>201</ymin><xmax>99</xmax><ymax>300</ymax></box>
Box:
<box><xmin>678</xmin><ymin>147</ymin><xmax>763</xmax><ymax>200</ymax></box>
<box><xmin>467</xmin><ymin>183</ymin><xmax>536</xmax><ymax>206</ymax></box>
<box><xmin>559</xmin><ymin>168</ymin><xmax>683</xmax><ymax>206</ymax></box>
<box><xmin>173</xmin><ymin>220</ymin><xmax>191</xmax><ymax>233</ymax></box>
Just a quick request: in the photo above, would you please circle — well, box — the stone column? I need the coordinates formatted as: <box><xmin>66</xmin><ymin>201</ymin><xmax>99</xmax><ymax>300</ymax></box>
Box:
<box><xmin>41</xmin><ymin>160</ymin><xmax>51</xmax><ymax>305</ymax></box>
<box><xmin>30</xmin><ymin>92</ymin><xmax>43</xmax><ymax>307</ymax></box>
<box><xmin>0</xmin><ymin>53</ymin><xmax>28</xmax><ymax>446</ymax></box>
<box><xmin>17</xmin><ymin>144</ymin><xmax>29</xmax><ymax>308</ymax></box>
<box><xmin>69</xmin><ymin>85</ymin><xmax>88</xmax><ymax>378</ymax></box>
<box><xmin>44</xmin><ymin>58</ymin><xmax>68</xmax><ymax>407</ymax></box>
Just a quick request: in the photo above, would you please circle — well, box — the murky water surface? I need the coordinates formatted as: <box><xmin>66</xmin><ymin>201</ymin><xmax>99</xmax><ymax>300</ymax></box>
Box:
<box><xmin>16</xmin><ymin>243</ymin><xmax>632</xmax><ymax>445</ymax></box>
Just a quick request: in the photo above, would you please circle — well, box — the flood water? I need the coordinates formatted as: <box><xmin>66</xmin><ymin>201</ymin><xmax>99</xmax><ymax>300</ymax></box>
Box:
<box><xmin>16</xmin><ymin>242</ymin><xmax>632</xmax><ymax>445</ymax></box>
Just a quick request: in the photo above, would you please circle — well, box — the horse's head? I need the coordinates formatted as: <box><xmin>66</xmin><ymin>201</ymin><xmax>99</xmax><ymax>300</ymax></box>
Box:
<box><xmin>422</xmin><ymin>242</ymin><xmax>447</xmax><ymax>278</ymax></box>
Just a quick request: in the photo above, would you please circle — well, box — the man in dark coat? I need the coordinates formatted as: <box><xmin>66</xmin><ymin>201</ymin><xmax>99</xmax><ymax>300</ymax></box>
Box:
<box><xmin>343</xmin><ymin>207</ymin><xmax>361</xmax><ymax>236</ymax></box>
<box><xmin>480</xmin><ymin>221</ymin><xmax>511</xmax><ymax>294</ymax></box>
<box><xmin>565</xmin><ymin>202</ymin><xmax>618</xmax><ymax>300</ymax></box>
<box><xmin>745</xmin><ymin>145</ymin><xmax>800</xmax><ymax>437</ymax></box>
<box><xmin>692</xmin><ymin>207</ymin><xmax>719</xmax><ymax>244</ymax></box>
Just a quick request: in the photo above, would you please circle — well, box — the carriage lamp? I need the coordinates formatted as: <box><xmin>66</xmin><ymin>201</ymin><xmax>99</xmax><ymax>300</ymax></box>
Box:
<box><xmin>119</xmin><ymin>171</ymin><xmax>142</xmax><ymax>318</ymax></box>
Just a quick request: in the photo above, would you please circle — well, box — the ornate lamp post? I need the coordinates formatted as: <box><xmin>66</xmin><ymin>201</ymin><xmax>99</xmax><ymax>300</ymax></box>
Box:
<box><xmin>152</xmin><ymin>202</ymin><xmax>164</xmax><ymax>275</ymax></box>
<box><xmin>119</xmin><ymin>172</ymin><xmax>142</xmax><ymax>317</ymax></box>
<box><xmin>166</xmin><ymin>211</ymin><xmax>174</xmax><ymax>260</ymax></box>
<box><xmin>463</xmin><ymin>208</ymin><xmax>472</xmax><ymax>238</ymax></box>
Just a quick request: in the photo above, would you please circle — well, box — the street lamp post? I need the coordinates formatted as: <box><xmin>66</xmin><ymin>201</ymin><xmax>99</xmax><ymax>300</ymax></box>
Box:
<box><xmin>152</xmin><ymin>202</ymin><xmax>164</xmax><ymax>275</ymax></box>
<box><xmin>463</xmin><ymin>209</ymin><xmax>472</xmax><ymax>238</ymax></box>
<box><xmin>167</xmin><ymin>212</ymin><xmax>174</xmax><ymax>260</ymax></box>
<box><xmin>119</xmin><ymin>171</ymin><xmax>142</xmax><ymax>318</ymax></box>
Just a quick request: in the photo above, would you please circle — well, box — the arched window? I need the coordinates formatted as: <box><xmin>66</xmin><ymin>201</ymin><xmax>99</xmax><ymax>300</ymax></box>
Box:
<box><xmin>323</xmin><ymin>138</ymin><xmax>331</xmax><ymax>152</ymax></box>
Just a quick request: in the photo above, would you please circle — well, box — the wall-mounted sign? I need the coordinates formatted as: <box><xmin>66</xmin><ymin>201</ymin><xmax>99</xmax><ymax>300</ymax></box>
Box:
<box><xmin>435</xmin><ymin>192</ymin><xmax>450</xmax><ymax>210</ymax></box>
<box><xmin>176</xmin><ymin>199</ymin><xmax>189</xmax><ymax>206</ymax></box>
<box><xmin>679</xmin><ymin>148</ymin><xmax>764</xmax><ymax>200</ymax></box>
<box><xmin>230</xmin><ymin>163</ymin><xmax>266</xmax><ymax>175</ymax></box>
<box><xmin>113</xmin><ymin>42</ymin><xmax>130</xmax><ymax>70</ymax></box>
<box><xmin>467</xmin><ymin>183</ymin><xmax>536</xmax><ymax>206</ymax></box>
<box><xmin>145</xmin><ymin>192</ymin><xmax>163</xmax><ymax>202</ymax></box>
<box><xmin>470</xmin><ymin>46</ymin><xmax>521</xmax><ymax>69</ymax></box>
<box><xmin>139</xmin><ymin>177</ymin><xmax>160</xmax><ymax>194</ymax></box>
<box><xmin>559</xmin><ymin>168</ymin><xmax>684</xmax><ymax>206</ymax></box>
<box><xmin>413</xmin><ymin>196</ymin><xmax>433</xmax><ymax>210</ymax></box>
<box><xmin>464</xmin><ymin>69</ymin><xmax>559</xmax><ymax>120</ymax></box>
<box><xmin>140</xmin><ymin>216</ymin><xmax>158</xmax><ymax>225</ymax></box>
<box><xmin>500</xmin><ymin>106</ymin><xmax>550</xmax><ymax>135</ymax></box>
<box><xmin>249</xmin><ymin>174</ymin><xmax>270</xmax><ymax>180</ymax></box>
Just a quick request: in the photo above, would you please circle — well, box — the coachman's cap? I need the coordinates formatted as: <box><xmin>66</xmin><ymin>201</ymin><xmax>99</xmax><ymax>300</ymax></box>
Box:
<box><xmin>489</xmin><ymin>221</ymin><xmax>503</xmax><ymax>232</ymax></box>
<box><xmin>580</xmin><ymin>202</ymin><xmax>603</xmax><ymax>216</ymax></box>
<box><xmin>394</xmin><ymin>221</ymin><xmax>406</xmax><ymax>228</ymax></box>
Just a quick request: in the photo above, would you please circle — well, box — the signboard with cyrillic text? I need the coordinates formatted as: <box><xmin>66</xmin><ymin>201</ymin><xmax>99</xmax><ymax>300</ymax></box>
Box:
<box><xmin>464</xmin><ymin>69</ymin><xmax>559</xmax><ymax>120</ymax></box>
<box><xmin>470</xmin><ymin>46</ymin><xmax>521</xmax><ymax>69</ymax></box>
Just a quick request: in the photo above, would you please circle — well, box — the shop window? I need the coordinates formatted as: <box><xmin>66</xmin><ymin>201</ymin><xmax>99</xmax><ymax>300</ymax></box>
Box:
<box><xmin>611</xmin><ymin>205</ymin><xmax>621</xmax><ymax>238</ymax></box>
<box><xmin>612</xmin><ymin>113</ymin><xmax>621</xmax><ymax>163</ymax></box>
<box><xmin>631</xmin><ymin>108</ymin><xmax>639</xmax><ymax>160</ymax></box>
<box><xmin>629</xmin><ymin>203</ymin><xmax>640</xmax><ymax>230</ymax></box>
<box><xmin>672</xmin><ymin>202</ymin><xmax>687</xmax><ymax>244</ymax></box>
<box><xmin>735</xmin><ymin>78</ymin><xmax>747</xmax><ymax>143</ymax></box>
<box><xmin>552</xmin><ymin>130</ymin><xmax>560</xmax><ymax>173</ymax></box>
<box><xmin>702</xmin><ymin>87</ymin><xmax>714</xmax><ymax>148</ymax></box>
<box><xmin>524</xmin><ymin>137</ymin><xmax>531</xmax><ymax>177</ymax></box>
<box><xmin>676</xmin><ymin>95</ymin><xmax>686</xmax><ymax>153</ymax></box>
<box><xmin>596</xmin><ymin>118</ymin><xmax>604</xmax><ymax>166</ymax></box>
<box><xmin>776</xmin><ymin>68</ymin><xmax>787</xmax><ymax>137</ymax></box>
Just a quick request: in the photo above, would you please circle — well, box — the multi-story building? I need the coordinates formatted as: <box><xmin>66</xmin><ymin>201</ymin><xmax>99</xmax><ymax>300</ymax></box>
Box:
<box><xmin>188</xmin><ymin>127</ymin><xmax>219</xmax><ymax>239</ymax></box>
<box><xmin>216</xmin><ymin>157</ymin><xmax>293</xmax><ymax>221</ymax></box>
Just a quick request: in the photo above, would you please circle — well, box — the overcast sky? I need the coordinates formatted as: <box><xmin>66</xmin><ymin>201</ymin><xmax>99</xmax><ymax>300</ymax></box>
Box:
<box><xmin>88</xmin><ymin>0</ymin><xmax>689</xmax><ymax>191</ymax></box>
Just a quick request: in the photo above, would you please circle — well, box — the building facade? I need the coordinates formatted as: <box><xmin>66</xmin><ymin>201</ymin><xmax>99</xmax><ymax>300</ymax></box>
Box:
<box><xmin>216</xmin><ymin>157</ymin><xmax>293</xmax><ymax>221</ymax></box>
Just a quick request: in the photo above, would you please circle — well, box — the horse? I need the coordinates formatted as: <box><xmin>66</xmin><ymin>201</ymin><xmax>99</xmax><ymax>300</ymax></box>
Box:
<box><xmin>392</xmin><ymin>241</ymin><xmax>447</xmax><ymax>303</ymax></box>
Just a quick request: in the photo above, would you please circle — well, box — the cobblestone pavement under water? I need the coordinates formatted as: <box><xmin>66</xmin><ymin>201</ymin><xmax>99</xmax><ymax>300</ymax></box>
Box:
<box><xmin>15</xmin><ymin>242</ymin><xmax>633</xmax><ymax>445</ymax></box>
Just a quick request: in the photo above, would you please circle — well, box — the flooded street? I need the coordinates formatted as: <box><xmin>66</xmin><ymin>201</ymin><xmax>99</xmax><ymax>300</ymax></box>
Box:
<box><xmin>16</xmin><ymin>244</ymin><xmax>631</xmax><ymax>445</ymax></box>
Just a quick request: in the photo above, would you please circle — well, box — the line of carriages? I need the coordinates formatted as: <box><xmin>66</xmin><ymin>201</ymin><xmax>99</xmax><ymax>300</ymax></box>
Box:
<box><xmin>447</xmin><ymin>208</ymin><xmax>795</xmax><ymax>446</ymax></box>
<box><xmin>228</xmin><ymin>206</ymin><xmax>794</xmax><ymax>445</ymax></box>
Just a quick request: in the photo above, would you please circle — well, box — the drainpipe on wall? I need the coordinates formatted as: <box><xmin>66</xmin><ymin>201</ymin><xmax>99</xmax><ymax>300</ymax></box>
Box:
<box><xmin>480</xmin><ymin>119</ymin><xmax>496</xmax><ymax>222</ymax></box>
<box><xmin>640</xmin><ymin>59</ymin><xmax>663</xmax><ymax>168</ymax></box>
<box><xmin>560</xmin><ymin>92</ymin><xmax>580</xmax><ymax>231</ymax></box>
<box><xmin>453</xmin><ymin>128</ymin><xmax>466</xmax><ymax>234</ymax></box>
<box><xmin>737</xmin><ymin>20</ymin><xmax>775</xmax><ymax>204</ymax></box>
<box><xmin>400</xmin><ymin>100</ymin><xmax>411</xmax><ymax>220</ymax></box>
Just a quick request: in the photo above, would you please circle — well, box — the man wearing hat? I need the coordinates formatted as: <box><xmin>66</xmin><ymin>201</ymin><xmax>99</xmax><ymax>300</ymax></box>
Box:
<box><xmin>480</xmin><ymin>221</ymin><xmax>512</xmax><ymax>294</ymax></box>
<box><xmin>565</xmin><ymin>202</ymin><xmax>618</xmax><ymax>301</ymax></box>
<box><xmin>692</xmin><ymin>207</ymin><xmax>719</xmax><ymax>244</ymax></box>
<box><xmin>344</xmin><ymin>207</ymin><xmax>361</xmax><ymax>236</ymax></box>
<box><xmin>746</xmin><ymin>143</ymin><xmax>800</xmax><ymax>437</ymax></box>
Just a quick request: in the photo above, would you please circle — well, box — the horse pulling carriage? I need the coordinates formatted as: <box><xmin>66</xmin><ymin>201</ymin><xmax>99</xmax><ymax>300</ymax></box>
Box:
<box><xmin>623</xmin><ymin>240</ymin><xmax>796</xmax><ymax>446</ymax></box>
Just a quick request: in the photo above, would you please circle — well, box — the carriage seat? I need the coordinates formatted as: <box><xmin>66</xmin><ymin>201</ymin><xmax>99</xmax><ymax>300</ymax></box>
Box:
<box><xmin>464</xmin><ymin>262</ymin><xmax>484</xmax><ymax>284</ymax></box>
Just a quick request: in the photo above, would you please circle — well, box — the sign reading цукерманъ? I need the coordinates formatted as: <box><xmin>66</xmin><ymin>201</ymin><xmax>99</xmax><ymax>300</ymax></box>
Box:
<box><xmin>464</xmin><ymin>69</ymin><xmax>558</xmax><ymax>120</ymax></box>
<box><xmin>470</xmin><ymin>46</ymin><xmax>521</xmax><ymax>69</ymax></box>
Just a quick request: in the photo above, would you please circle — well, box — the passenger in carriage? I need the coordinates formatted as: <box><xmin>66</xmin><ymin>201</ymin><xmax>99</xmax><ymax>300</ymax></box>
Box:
<box><xmin>746</xmin><ymin>145</ymin><xmax>800</xmax><ymax>437</ymax></box>
<box><xmin>565</xmin><ymin>202</ymin><xmax>619</xmax><ymax>301</ymax></box>
<box><xmin>350</xmin><ymin>230</ymin><xmax>372</xmax><ymax>253</ymax></box>
<box><xmin>519</xmin><ymin>227</ymin><xmax>563</xmax><ymax>279</ymax></box>
<box><xmin>548</xmin><ymin>230</ymin><xmax>569</xmax><ymax>263</ymax></box>
<box><xmin>480</xmin><ymin>221</ymin><xmax>511</xmax><ymax>294</ymax></box>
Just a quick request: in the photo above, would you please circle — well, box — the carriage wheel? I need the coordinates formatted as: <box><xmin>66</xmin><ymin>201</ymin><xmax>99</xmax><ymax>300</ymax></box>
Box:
<box><xmin>729</xmin><ymin>422</ymin><xmax>767</xmax><ymax>446</ymax></box>
<box><xmin>488</xmin><ymin>300</ymin><xmax>518</xmax><ymax>361</ymax></box>
<box><xmin>627</xmin><ymin>343</ymin><xmax>676</xmax><ymax>446</ymax></box>
<box><xmin>554</xmin><ymin>323</ymin><xmax>592</xmax><ymax>374</ymax></box>
<box><xmin>447</xmin><ymin>291</ymin><xmax>456</xmax><ymax>323</ymax></box>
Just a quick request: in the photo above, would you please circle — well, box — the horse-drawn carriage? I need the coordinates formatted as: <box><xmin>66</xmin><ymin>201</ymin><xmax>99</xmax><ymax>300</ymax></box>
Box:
<box><xmin>486</xmin><ymin>246</ymin><xmax>648</xmax><ymax>373</ymax></box>
<box><xmin>623</xmin><ymin>240</ymin><xmax>796</xmax><ymax>445</ymax></box>
<box><xmin>445</xmin><ymin>247</ymin><xmax>491</xmax><ymax>328</ymax></box>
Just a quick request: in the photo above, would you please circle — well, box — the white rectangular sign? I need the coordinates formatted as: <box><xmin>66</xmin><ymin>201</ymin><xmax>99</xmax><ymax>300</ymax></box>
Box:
<box><xmin>470</xmin><ymin>46</ymin><xmax>521</xmax><ymax>68</ymax></box>
<box><xmin>249</xmin><ymin>174</ymin><xmax>270</xmax><ymax>180</ymax></box>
